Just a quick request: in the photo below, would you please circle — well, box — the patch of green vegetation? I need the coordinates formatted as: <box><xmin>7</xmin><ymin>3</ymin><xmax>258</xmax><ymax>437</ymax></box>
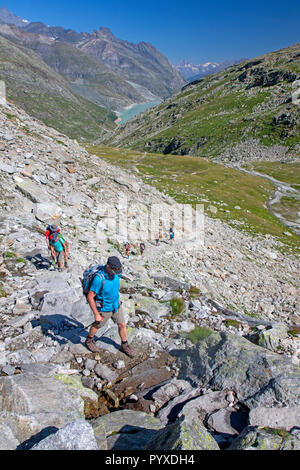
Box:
<box><xmin>224</xmin><ymin>319</ymin><xmax>242</xmax><ymax>329</ymax></box>
<box><xmin>16</xmin><ymin>258</ymin><xmax>27</xmax><ymax>264</ymax></box>
<box><xmin>5</xmin><ymin>113</ymin><xmax>15</xmax><ymax>120</ymax></box>
<box><xmin>254</xmin><ymin>112</ymin><xmax>300</xmax><ymax>148</ymax></box>
<box><xmin>22</xmin><ymin>125</ymin><xmax>30</xmax><ymax>135</ymax></box>
<box><xmin>0</xmin><ymin>283</ymin><xmax>7</xmax><ymax>297</ymax></box>
<box><xmin>170</xmin><ymin>297</ymin><xmax>185</xmax><ymax>316</ymax></box>
<box><xmin>242</xmin><ymin>161</ymin><xmax>300</xmax><ymax>187</ymax></box>
<box><xmin>188</xmin><ymin>327</ymin><xmax>213</xmax><ymax>344</ymax></box>
<box><xmin>5</xmin><ymin>251</ymin><xmax>15</xmax><ymax>258</ymax></box>
<box><xmin>288</xmin><ymin>327</ymin><xmax>300</xmax><ymax>337</ymax></box>
<box><xmin>189</xmin><ymin>286</ymin><xmax>201</xmax><ymax>299</ymax></box>
<box><xmin>263</xmin><ymin>428</ymin><xmax>291</xmax><ymax>439</ymax></box>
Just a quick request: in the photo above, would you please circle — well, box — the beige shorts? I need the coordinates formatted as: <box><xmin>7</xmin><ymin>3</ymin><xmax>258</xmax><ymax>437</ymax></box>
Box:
<box><xmin>56</xmin><ymin>251</ymin><xmax>64</xmax><ymax>264</ymax></box>
<box><xmin>96</xmin><ymin>305</ymin><xmax>125</xmax><ymax>327</ymax></box>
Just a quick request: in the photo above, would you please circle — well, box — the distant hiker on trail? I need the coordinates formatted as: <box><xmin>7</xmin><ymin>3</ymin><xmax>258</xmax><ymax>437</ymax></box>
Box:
<box><xmin>140</xmin><ymin>242</ymin><xmax>145</xmax><ymax>256</ymax></box>
<box><xmin>155</xmin><ymin>233</ymin><xmax>163</xmax><ymax>246</ymax></box>
<box><xmin>169</xmin><ymin>227</ymin><xmax>175</xmax><ymax>244</ymax></box>
<box><xmin>49</xmin><ymin>231</ymin><xmax>69</xmax><ymax>271</ymax></box>
<box><xmin>84</xmin><ymin>256</ymin><xmax>135</xmax><ymax>358</ymax></box>
<box><xmin>125</xmin><ymin>242</ymin><xmax>131</xmax><ymax>258</ymax></box>
<box><xmin>46</xmin><ymin>224</ymin><xmax>69</xmax><ymax>269</ymax></box>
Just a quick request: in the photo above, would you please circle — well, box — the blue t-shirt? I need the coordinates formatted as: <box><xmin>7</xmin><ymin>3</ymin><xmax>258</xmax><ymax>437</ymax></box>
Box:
<box><xmin>90</xmin><ymin>268</ymin><xmax>120</xmax><ymax>312</ymax></box>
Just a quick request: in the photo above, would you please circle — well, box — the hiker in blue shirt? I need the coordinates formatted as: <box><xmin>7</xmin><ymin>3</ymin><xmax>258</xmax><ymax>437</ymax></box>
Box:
<box><xmin>49</xmin><ymin>232</ymin><xmax>68</xmax><ymax>271</ymax></box>
<box><xmin>85</xmin><ymin>256</ymin><xmax>135</xmax><ymax>358</ymax></box>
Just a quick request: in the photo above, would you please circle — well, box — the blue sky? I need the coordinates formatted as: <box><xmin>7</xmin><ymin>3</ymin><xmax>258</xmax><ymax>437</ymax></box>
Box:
<box><xmin>2</xmin><ymin>1</ymin><xmax>300</xmax><ymax>63</ymax></box>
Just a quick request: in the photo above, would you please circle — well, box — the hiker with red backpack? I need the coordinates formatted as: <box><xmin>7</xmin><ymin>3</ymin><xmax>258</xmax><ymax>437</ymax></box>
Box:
<box><xmin>83</xmin><ymin>256</ymin><xmax>135</xmax><ymax>358</ymax></box>
<box><xmin>46</xmin><ymin>225</ymin><xmax>69</xmax><ymax>271</ymax></box>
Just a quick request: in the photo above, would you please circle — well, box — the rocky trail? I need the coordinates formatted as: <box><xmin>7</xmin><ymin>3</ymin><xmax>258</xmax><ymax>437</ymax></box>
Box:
<box><xmin>0</xmin><ymin>100</ymin><xmax>300</xmax><ymax>450</ymax></box>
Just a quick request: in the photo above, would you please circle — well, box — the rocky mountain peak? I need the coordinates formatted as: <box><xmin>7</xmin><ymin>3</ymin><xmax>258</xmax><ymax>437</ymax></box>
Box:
<box><xmin>92</xmin><ymin>26</ymin><xmax>115</xmax><ymax>40</ymax></box>
<box><xmin>0</xmin><ymin>6</ymin><xmax>29</xmax><ymax>27</ymax></box>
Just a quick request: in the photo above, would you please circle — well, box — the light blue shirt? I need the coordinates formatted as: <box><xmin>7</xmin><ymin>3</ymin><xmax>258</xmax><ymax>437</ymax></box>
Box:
<box><xmin>90</xmin><ymin>267</ymin><xmax>120</xmax><ymax>312</ymax></box>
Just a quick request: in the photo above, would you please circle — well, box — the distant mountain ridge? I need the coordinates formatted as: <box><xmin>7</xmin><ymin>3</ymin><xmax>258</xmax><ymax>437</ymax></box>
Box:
<box><xmin>0</xmin><ymin>6</ymin><xmax>29</xmax><ymax>27</ymax></box>
<box><xmin>0</xmin><ymin>6</ymin><xmax>186</xmax><ymax>140</ymax></box>
<box><xmin>0</xmin><ymin>7</ymin><xmax>186</xmax><ymax>103</ymax></box>
<box><xmin>175</xmin><ymin>59</ymin><xmax>247</xmax><ymax>81</ymax></box>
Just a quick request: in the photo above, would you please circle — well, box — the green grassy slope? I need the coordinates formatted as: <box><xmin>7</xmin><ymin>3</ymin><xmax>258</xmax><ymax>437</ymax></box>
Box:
<box><xmin>0</xmin><ymin>35</ymin><xmax>116</xmax><ymax>141</ymax></box>
<box><xmin>86</xmin><ymin>145</ymin><xmax>300</xmax><ymax>251</ymax></box>
<box><xmin>103</xmin><ymin>43</ymin><xmax>300</xmax><ymax>159</ymax></box>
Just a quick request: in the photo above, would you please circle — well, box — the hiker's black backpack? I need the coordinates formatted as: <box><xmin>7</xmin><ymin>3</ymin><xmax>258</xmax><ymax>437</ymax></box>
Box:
<box><xmin>82</xmin><ymin>264</ymin><xmax>105</xmax><ymax>300</ymax></box>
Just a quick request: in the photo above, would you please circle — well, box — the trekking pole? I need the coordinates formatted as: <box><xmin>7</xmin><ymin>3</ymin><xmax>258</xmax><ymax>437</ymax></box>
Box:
<box><xmin>68</xmin><ymin>321</ymin><xmax>110</xmax><ymax>342</ymax></box>
<box><xmin>68</xmin><ymin>321</ymin><xmax>95</xmax><ymax>341</ymax></box>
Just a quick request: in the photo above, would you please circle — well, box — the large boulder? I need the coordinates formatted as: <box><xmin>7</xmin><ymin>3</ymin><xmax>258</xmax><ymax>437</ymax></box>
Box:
<box><xmin>14</xmin><ymin>176</ymin><xmax>48</xmax><ymax>203</ymax></box>
<box><xmin>176</xmin><ymin>331</ymin><xmax>300</xmax><ymax>409</ymax></box>
<box><xmin>229</xmin><ymin>426</ymin><xmax>300</xmax><ymax>450</ymax></box>
<box><xmin>145</xmin><ymin>415</ymin><xmax>220</xmax><ymax>450</ymax></box>
<box><xmin>251</xmin><ymin>324</ymin><xmax>290</xmax><ymax>353</ymax></box>
<box><xmin>0</xmin><ymin>364</ymin><xmax>98</xmax><ymax>447</ymax></box>
<box><xmin>31</xmin><ymin>419</ymin><xmax>98</xmax><ymax>450</ymax></box>
<box><xmin>34</xmin><ymin>202</ymin><xmax>62</xmax><ymax>223</ymax></box>
<box><xmin>135</xmin><ymin>295</ymin><xmax>170</xmax><ymax>321</ymax></box>
<box><xmin>178</xmin><ymin>390</ymin><xmax>235</xmax><ymax>421</ymax></box>
<box><xmin>91</xmin><ymin>410</ymin><xmax>163</xmax><ymax>450</ymax></box>
<box><xmin>249</xmin><ymin>407</ymin><xmax>300</xmax><ymax>431</ymax></box>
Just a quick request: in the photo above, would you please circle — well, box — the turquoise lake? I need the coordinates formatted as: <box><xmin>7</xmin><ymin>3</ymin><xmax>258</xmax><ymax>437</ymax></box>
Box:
<box><xmin>117</xmin><ymin>100</ymin><xmax>161</xmax><ymax>124</ymax></box>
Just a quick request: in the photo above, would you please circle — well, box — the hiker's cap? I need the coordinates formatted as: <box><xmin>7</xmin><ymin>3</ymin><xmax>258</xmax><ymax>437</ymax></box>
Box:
<box><xmin>107</xmin><ymin>256</ymin><xmax>122</xmax><ymax>274</ymax></box>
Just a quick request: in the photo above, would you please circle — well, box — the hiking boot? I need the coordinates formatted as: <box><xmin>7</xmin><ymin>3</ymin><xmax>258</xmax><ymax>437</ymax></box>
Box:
<box><xmin>85</xmin><ymin>336</ymin><xmax>100</xmax><ymax>353</ymax></box>
<box><xmin>120</xmin><ymin>342</ymin><xmax>135</xmax><ymax>358</ymax></box>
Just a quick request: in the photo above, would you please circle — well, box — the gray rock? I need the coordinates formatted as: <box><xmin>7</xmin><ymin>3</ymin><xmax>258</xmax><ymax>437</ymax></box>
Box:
<box><xmin>178</xmin><ymin>390</ymin><xmax>233</xmax><ymax>420</ymax></box>
<box><xmin>0</xmin><ymin>163</ymin><xmax>16</xmax><ymax>174</ymax></box>
<box><xmin>1</xmin><ymin>365</ymin><xmax>15</xmax><ymax>376</ymax></box>
<box><xmin>34</xmin><ymin>202</ymin><xmax>62</xmax><ymax>223</ymax></box>
<box><xmin>152</xmin><ymin>379</ymin><xmax>191</xmax><ymax>409</ymax></box>
<box><xmin>249</xmin><ymin>407</ymin><xmax>300</xmax><ymax>431</ymax></box>
<box><xmin>253</xmin><ymin>324</ymin><xmax>289</xmax><ymax>352</ymax></box>
<box><xmin>14</xmin><ymin>177</ymin><xmax>48</xmax><ymax>203</ymax></box>
<box><xmin>91</xmin><ymin>410</ymin><xmax>163</xmax><ymax>450</ymax></box>
<box><xmin>7</xmin><ymin>312</ymin><xmax>35</xmax><ymax>328</ymax></box>
<box><xmin>229</xmin><ymin>425</ymin><xmax>300</xmax><ymax>450</ymax></box>
<box><xmin>177</xmin><ymin>331</ymin><xmax>300</xmax><ymax>409</ymax></box>
<box><xmin>145</xmin><ymin>415</ymin><xmax>220</xmax><ymax>450</ymax></box>
<box><xmin>156</xmin><ymin>387</ymin><xmax>201</xmax><ymax>425</ymax></box>
<box><xmin>85</xmin><ymin>359</ymin><xmax>97</xmax><ymax>371</ymax></box>
<box><xmin>31</xmin><ymin>419</ymin><xmax>98</xmax><ymax>450</ymax></box>
<box><xmin>206</xmin><ymin>408</ymin><xmax>248</xmax><ymax>436</ymax></box>
<box><xmin>135</xmin><ymin>295</ymin><xmax>170</xmax><ymax>321</ymax></box>
<box><xmin>0</xmin><ymin>420</ymin><xmax>20</xmax><ymax>450</ymax></box>
<box><xmin>94</xmin><ymin>363</ymin><xmax>118</xmax><ymax>383</ymax></box>
<box><xmin>40</xmin><ymin>289</ymin><xmax>80</xmax><ymax>327</ymax></box>
<box><xmin>0</xmin><ymin>365</ymin><xmax>98</xmax><ymax>441</ymax></box>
